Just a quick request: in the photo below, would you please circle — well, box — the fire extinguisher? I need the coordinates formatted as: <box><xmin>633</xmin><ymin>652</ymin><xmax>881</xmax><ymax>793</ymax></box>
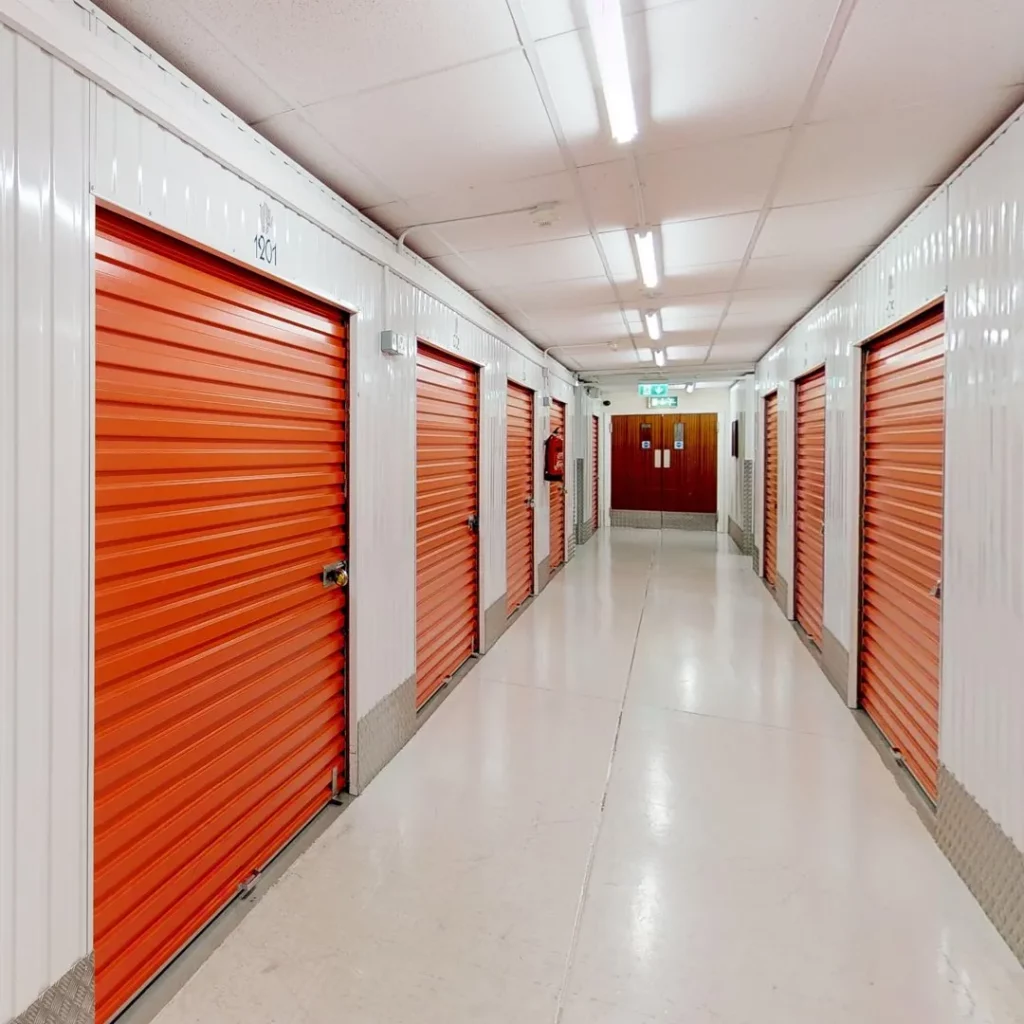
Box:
<box><xmin>544</xmin><ymin>428</ymin><xmax>565</xmax><ymax>482</ymax></box>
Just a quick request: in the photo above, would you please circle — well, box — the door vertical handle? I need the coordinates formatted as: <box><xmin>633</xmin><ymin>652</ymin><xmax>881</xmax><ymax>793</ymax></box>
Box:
<box><xmin>663</xmin><ymin>449</ymin><xmax>671</xmax><ymax>469</ymax></box>
<box><xmin>654</xmin><ymin>449</ymin><xmax>662</xmax><ymax>469</ymax></box>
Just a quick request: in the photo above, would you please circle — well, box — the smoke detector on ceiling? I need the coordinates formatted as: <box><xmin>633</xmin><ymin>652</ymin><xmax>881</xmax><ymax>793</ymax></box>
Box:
<box><xmin>531</xmin><ymin>202</ymin><xmax>561</xmax><ymax>228</ymax></box>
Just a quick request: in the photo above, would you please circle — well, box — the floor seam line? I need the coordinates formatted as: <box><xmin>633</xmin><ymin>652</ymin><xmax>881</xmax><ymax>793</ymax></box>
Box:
<box><xmin>551</xmin><ymin>534</ymin><xmax>661</xmax><ymax>1024</ymax></box>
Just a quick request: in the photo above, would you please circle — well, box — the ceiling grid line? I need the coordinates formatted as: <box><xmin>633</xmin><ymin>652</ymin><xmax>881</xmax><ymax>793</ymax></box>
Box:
<box><xmin>701</xmin><ymin>0</ymin><xmax>861</xmax><ymax>363</ymax></box>
<box><xmin>503</xmin><ymin>0</ymin><xmax>643</xmax><ymax>360</ymax></box>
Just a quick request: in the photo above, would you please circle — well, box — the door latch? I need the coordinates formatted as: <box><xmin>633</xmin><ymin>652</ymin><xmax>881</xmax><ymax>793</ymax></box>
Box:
<box><xmin>526</xmin><ymin>496</ymin><xmax>535</xmax><ymax>508</ymax></box>
<box><xmin>467</xmin><ymin>514</ymin><xmax>479</xmax><ymax>533</ymax></box>
<box><xmin>930</xmin><ymin>578</ymin><xmax>942</xmax><ymax>599</ymax></box>
<box><xmin>321</xmin><ymin>560</ymin><xmax>349</xmax><ymax>589</ymax></box>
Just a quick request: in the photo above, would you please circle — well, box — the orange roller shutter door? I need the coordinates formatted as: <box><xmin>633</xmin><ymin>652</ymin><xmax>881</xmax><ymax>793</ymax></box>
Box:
<box><xmin>506</xmin><ymin>381</ymin><xmax>534</xmax><ymax>616</ymax></box>
<box><xmin>416</xmin><ymin>343</ymin><xmax>480</xmax><ymax>708</ymax></box>
<box><xmin>549</xmin><ymin>399</ymin><xmax>567</xmax><ymax>570</ymax></box>
<box><xmin>763</xmin><ymin>392</ymin><xmax>779</xmax><ymax>587</ymax></box>
<box><xmin>94</xmin><ymin>210</ymin><xmax>348</xmax><ymax>1022</ymax></box>
<box><xmin>860</xmin><ymin>310</ymin><xmax>945</xmax><ymax>800</ymax></box>
<box><xmin>795</xmin><ymin>368</ymin><xmax>826</xmax><ymax>647</ymax></box>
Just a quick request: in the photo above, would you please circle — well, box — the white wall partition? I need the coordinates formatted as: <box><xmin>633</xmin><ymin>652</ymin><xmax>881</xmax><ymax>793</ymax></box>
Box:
<box><xmin>0</xmin><ymin>1</ymin><xmax>573</xmax><ymax>1015</ymax></box>
<box><xmin>754</xmin><ymin>99</ymin><xmax>1024</xmax><ymax>878</ymax></box>
<box><xmin>0</xmin><ymin>26</ymin><xmax>92</xmax><ymax>1020</ymax></box>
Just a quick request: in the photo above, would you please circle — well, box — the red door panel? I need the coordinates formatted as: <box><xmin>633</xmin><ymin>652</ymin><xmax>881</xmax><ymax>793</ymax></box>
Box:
<box><xmin>795</xmin><ymin>368</ymin><xmax>826</xmax><ymax>646</ymax></box>
<box><xmin>94</xmin><ymin>209</ymin><xmax>348</xmax><ymax>1023</ymax></box>
<box><xmin>860</xmin><ymin>311</ymin><xmax>944</xmax><ymax>799</ymax></box>
<box><xmin>763</xmin><ymin>393</ymin><xmax>779</xmax><ymax>586</ymax></box>
<box><xmin>416</xmin><ymin>343</ymin><xmax>480</xmax><ymax>707</ymax></box>
<box><xmin>507</xmin><ymin>381</ymin><xmax>534</xmax><ymax>615</ymax></box>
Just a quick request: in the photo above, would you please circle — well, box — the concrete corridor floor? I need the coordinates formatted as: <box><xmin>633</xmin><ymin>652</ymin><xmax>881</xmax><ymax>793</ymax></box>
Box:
<box><xmin>153</xmin><ymin>530</ymin><xmax>1024</xmax><ymax>1024</ymax></box>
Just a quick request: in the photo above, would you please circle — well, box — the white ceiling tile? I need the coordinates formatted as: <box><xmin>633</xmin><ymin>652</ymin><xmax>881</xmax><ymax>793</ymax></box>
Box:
<box><xmin>598</xmin><ymin>230</ymin><xmax>641</xmax><ymax>284</ymax></box>
<box><xmin>474</xmin><ymin>276</ymin><xmax>620</xmax><ymax>312</ymax></box>
<box><xmin>666</xmin><ymin>344</ymin><xmax>712</xmax><ymax>362</ymax></box>
<box><xmin>425</xmin><ymin>253</ymin><xmax>493</xmax><ymax>294</ymax></box>
<box><xmin>738</xmin><ymin>250</ymin><xmax>868</xmax><ymax>292</ymax></box>
<box><xmin>661</xmin><ymin>213</ymin><xmax>759</xmax><ymax>272</ymax></box>
<box><xmin>645</xmin><ymin>0</ymin><xmax>836</xmax><ymax>144</ymax></box>
<box><xmin>458</xmin><ymin>235</ymin><xmax>606</xmax><ymax>287</ymax></box>
<box><xmin>707</xmin><ymin>338</ymin><xmax>772</xmax><ymax>364</ymax></box>
<box><xmin>182</xmin><ymin>0</ymin><xmax>519</xmax><ymax>108</ymax></box>
<box><xmin>519</xmin><ymin>0</ymin><xmax>687</xmax><ymax>41</ymax></box>
<box><xmin>726</xmin><ymin>288</ymin><xmax>820</xmax><ymax>325</ymax></box>
<box><xmin>814</xmin><ymin>0</ymin><xmax>1024</xmax><ymax>120</ymax></box>
<box><xmin>618</xmin><ymin>262</ymin><xmax>741</xmax><ymax>303</ymax></box>
<box><xmin>93</xmin><ymin>0</ymin><xmax>292</xmax><ymax>123</ymax></box>
<box><xmin>253</xmin><ymin>111</ymin><xmax>399</xmax><ymax>209</ymax></box>
<box><xmin>301</xmin><ymin>51</ymin><xmax>565</xmax><ymax>197</ymax></box>
<box><xmin>754</xmin><ymin>189</ymin><xmax>931</xmax><ymax>259</ymax></box>
<box><xmin>640</xmin><ymin>131</ymin><xmax>787</xmax><ymax>222</ymax></box>
<box><xmin>660</xmin><ymin>299</ymin><xmax>726</xmax><ymax>331</ymax></box>
<box><xmin>778</xmin><ymin>92</ymin><xmax>1024</xmax><ymax>207</ymax></box>
<box><xmin>576</xmin><ymin>161</ymin><xmax>639</xmax><ymax>231</ymax></box>
<box><xmin>529</xmin><ymin>308</ymin><xmax>632</xmax><ymax>344</ymax></box>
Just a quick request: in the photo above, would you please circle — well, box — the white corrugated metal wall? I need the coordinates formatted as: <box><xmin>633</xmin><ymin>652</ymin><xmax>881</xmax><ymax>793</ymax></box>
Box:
<box><xmin>0</xmin><ymin>1</ymin><xmax>569</xmax><ymax>1015</ymax></box>
<box><xmin>754</xmin><ymin>106</ymin><xmax>1024</xmax><ymax>857</ymax></box>
<box><xmin>944</xmin><ymin>115</ymin><xmax>1024</xmax><ymax>853</ymax></box>
<box><xmin>0</xmin><ymin>26</ymin><xmax>92</xmax><ymax>1020</ymax></box>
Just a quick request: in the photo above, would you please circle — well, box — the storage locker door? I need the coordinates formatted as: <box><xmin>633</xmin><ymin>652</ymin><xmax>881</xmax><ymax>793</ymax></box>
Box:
<box><xmin>506</xmin><ymin>381</ymin><xmax>534</xmax><ymax>616</ymax></box>
<box><xmin>549</xmin><ymin>399</ymin><xmax>567</xmax><ymax>569</ymax></box>
<box><xmin>763</xmin><ymin>392</ymin><xmax>779</xmax><ymax>586</ymax></box>
<box><xmin>592</xmin><ymin>414</ymin><xmax>600</xmax><ymax>531</ymax></box>
<box><xmin>416</xmin><ymin>343</ymin><xmax>480</xmax><ymax>708</ymax></box>
<box><xmin>794</xmin><ymin>368</ymin><xmax>826</xmax><ymax>647</ymax></box>
<box><xmin>94</xmin><ymin>210</ymin><xmax>348</xmax><ymax>1022</ymax></box>
<box><xmin>860</xmin><ymin>311</ymin><xmax>945</xmax><ymax>800</ymax></box>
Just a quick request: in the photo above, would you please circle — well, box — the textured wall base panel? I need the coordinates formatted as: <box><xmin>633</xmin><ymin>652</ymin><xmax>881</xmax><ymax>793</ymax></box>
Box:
<box><xmin>741</xmin><ymin>460</ymin><xmax>754</xmax><ymax>550</ymax></box>
<box><xmin>354</xmin><ymin>675</ymin><xmax>416</xmax><ymax>792</ymax></box>
<box><xmin>937</xmin><ymin>767</ymin><xmax>1024</xmax><ymax>965</ymax></box>
<box><xmin>662</xmin><ymin>512</ymin><xmax>718</xmax><ymax>532</ymax></box>
<box><xmin>610</xmin><ymin>509</ymin><xmax>663</xmax><ymax>529</ymax></box>
<box><xmin>482</xmin><ymin>594</ymin><xmax>508</xmax><ymax>653</ymax></box>
<box><xmin>774</xmin><ymin>574</ymin><xmax>789</xmax><ymax>617</ymax></box>
<box><xmin>11</xmin><ymin>955</ymin><xmax>93</xmax><ymax>1024</ymax></box>
<box><xmin>586</xmin><ymin>515</ymin><xmax>597</xmax><ymax>540</ymax></box>
<box><xmin>753</xmin><ymin>545</ymin><xmax>761</xmax><ymax>577</ymax></box>
<box><xmin>728</xmin><ymin>517</ymin><xmax>745</xmax><ymax>551</ymax></box>
<box><xmin>577</xmin><ymin>519</ymin><xmax>595</xmax><ymax>545</ymax></box>
<box><xmin>821</xmin><ymin>627</ymin><xmax>850</xmax><ymax>703</ymax></box>
<box><xmin>537</xmin><ymin>556</ymin><xmax>551</xmax><ymax>591</ymax></box>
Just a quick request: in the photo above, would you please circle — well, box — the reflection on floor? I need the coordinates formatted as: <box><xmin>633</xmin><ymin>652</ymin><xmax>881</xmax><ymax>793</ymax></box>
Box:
<box><xmin>152</xmin><ymin>530</ymin><xmax>1024</xmax><ymax>1024</ymax></box>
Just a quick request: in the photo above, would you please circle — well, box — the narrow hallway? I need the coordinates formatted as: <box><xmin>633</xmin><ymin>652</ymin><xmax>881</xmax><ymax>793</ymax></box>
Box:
<box><xmin>152</xmin><ymin>531</ymin><xmax>1024</xmax><ymax>1024</ymax></box>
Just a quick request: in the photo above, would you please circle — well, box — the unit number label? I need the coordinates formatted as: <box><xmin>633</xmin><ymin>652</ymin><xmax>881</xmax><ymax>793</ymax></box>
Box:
<box><xmin>254</xmin><ymin>234</ymin><xmax>278</xmax><ymax>266</ymax></box>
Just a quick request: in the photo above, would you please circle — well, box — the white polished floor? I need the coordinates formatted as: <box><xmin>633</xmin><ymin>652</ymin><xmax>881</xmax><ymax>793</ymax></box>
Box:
<box><xmin>154</xmin><ymin>530</ymin><xmax>1024</xmax><ymax>1024</ymax></box>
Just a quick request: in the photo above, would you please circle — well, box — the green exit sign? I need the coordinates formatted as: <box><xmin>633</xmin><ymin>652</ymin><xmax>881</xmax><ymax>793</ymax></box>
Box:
<box><xmin>648</xmin><ymin>395</ymin><xmax>678</xmax><ymax>409</ymax></box>
<box><xmin>638</xmin><ymin>382</ymin><xmax>669</xmax><ymax>397</ymax></box>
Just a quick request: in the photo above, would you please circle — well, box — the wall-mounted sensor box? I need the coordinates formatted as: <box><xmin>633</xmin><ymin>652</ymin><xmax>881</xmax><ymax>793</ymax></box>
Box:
<box><xmin>380</xmin><ymin>330</ymin><xmax>406</xmax><ymax>356</ymax></box>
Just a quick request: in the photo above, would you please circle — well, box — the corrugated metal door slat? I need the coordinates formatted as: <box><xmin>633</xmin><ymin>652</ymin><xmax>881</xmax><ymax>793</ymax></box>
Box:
<box><xmin>860</xmin><ymin>311</ymin><xmax>945</xmax><ymax>800</ymax></box>
<box><xmin>592</xmin><ymin>414</ymin><xmax>600</xmax><ymax>530</ymax></box>
<box><xmin>763</xmin><ymin>392</ymin><xmax>779</xmax><ymax>586</ymax></box>
<box><xmin>795</xmin><ymin>368</ymin><xmax>826</xmax><ymax>646</ymax></box>
<box><xmin>416</xmin><ymin>344</ymin><xmax>479</xmax><ymax>707</ymax></box>
<box><xmin>94</xmin><ymin>210</ymin><xmax>347</xmax><ymax>1023</ymax></box>
<box><xmin>506</xmin><ymin>382</ymin><xmax>534</xmax><ymax>616</ymax></box>
<box><xmin>549</xmin><ymin>399</ymin><xmax>566</xmax><ymax>570</ymax></box>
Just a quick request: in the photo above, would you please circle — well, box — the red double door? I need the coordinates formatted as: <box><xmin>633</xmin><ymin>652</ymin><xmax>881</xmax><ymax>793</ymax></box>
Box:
<box><xmin>611</xmin><ymin>414</ymin><xmax>717</xmax><ymax>514</ymax></box>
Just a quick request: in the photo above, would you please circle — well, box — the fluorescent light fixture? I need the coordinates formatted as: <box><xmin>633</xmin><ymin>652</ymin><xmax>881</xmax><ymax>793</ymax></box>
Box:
<box><xmin>633</xmin><ymin>229</ymin><xmax>659</xmax><ymax>290</ymax></box>
<box><xmin>687</xmin><ymin>382</ymin><xmax>696</xmax><ymax>393</ymax></box>
<box><xmin>644</xmin><ymin>310</ymin><xmax>662</xmax><ymax>342</ymax></box>
<box><xmin>586</xmin><ymin>0</ymin><xmax>638</xmax><ymax>144</ymax></box>
<box><xmin>654</xmin><ymin>349</ymin><xmax>666</xmax><ymax>367</ymax></box>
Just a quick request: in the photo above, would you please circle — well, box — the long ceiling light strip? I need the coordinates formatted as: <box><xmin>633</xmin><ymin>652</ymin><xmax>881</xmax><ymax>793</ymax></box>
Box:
<box><xmin>586</xmin><ymin>0</ymin><xmax>638</xmax><ymax>145</ymax></box>
<box><xmin>644</xmin><ymin>310</ymin><xmax>662</xmax><ymax>342</ymax></box>
<box><xmin>633</xmin><ymin>229</ymin><xmax>659</xmax><ymax>290</ymax></box>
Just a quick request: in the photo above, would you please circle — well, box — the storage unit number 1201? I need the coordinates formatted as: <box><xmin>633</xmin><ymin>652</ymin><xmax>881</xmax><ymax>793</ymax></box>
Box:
<box><xmin>254</xmin><ymin>233</ymin><xmax>278</xmax><ymax>266</ymax></box>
